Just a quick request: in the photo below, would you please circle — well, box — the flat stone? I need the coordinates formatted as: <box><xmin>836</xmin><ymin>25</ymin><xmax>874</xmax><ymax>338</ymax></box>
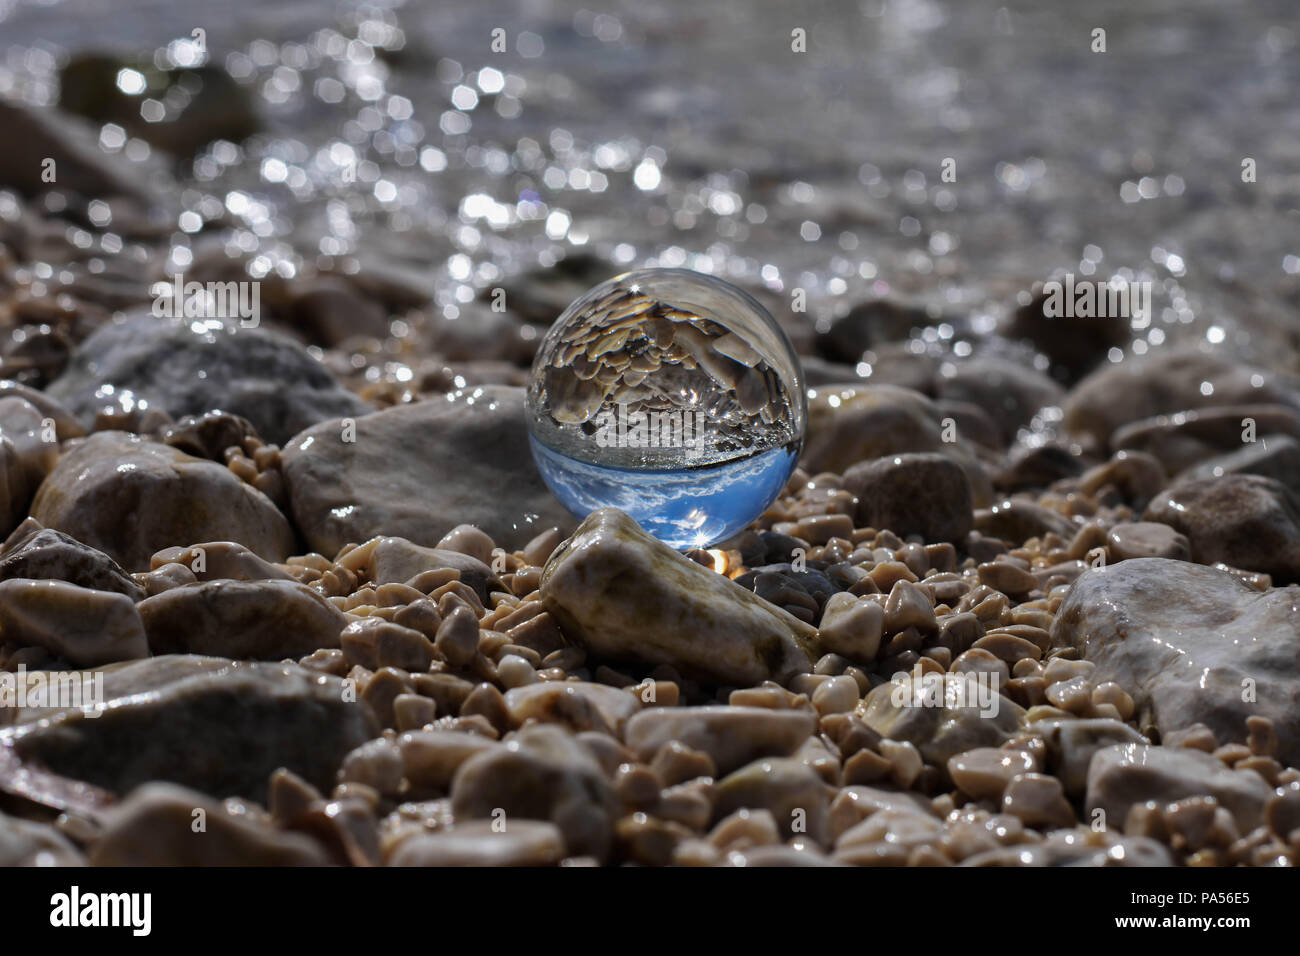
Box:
<box><xmin>0</xmin><ymin>579</ymin><xmax>147</xmax><ymax>666</ymax></box>
<box><xmin>624</xmin><ymin>706</ymin><xmax>817</xmax><ymax>775</ymax></box>
<box><xmin>1053</xmin><ymin>558</ymin><xmax>1300</xmax><ymax>764</ymax></box>
<box><xmin>398</xmin><ymin>730</ymin><xmax>500</xmax><ymax>795</ymax></box>
<box><xmin>503</xmin><ymin>681</ymin><xmax>641</xmax><ymax>735</ymax></box>
<box><xmin>30</xmin><ymin>432</ymin><xmax>294</xmax><ymax>572</ymax></box>
<box><xmin>540</xmin><ymin>508</ymin><xmax>819</xmax><ymax>685</ymax></box>
<box><xmin>90</xmin><ymin>782</ymin><xmax>329</xmax><ymax>865</ymax></box>
<box><xmin>46</xmin><ymin>313</ymin><xmax>370</xmax><ymax>444</ymax></box>
<box><xmin>1143</xmin><ymin>474</ymin><xmax>1300</xmax><ymax>582</ymax></box>
<box><xmin>973</xmin><ymin>498</ymin><xmax>1076</xmax><ymax>544</ymax></box>
<box><xmin>450</xmin><ymin>724</ymin><xmax>618</xmax><ymax>861</ymax></box>
<box><xmin>1086</xmin><ymin>743</ymin><xmax>1274</xmax><ymax>832</ymax></box>
<box><xmin>947</xmin><ymin>747</ymin><xmax>1037</xmax><ymax>800</ymax></box>
<box><xmin>389</xmin><ymin>820</ymin><xmax>565</xmax><ymax>866</ymax></box>
<box><xmin>842</xmin><ymin>453</ymin><xmax>973</xmax><ymax>543</ymax></box>
<box><xmin>138</xmin><ymin>579</ymin><xmax>347</xmax><ymax>659</ymax></box>
<box><xmin>282</xmin><ymin>386</ymin><xmax>574</xmax><ymax>555</ymax></box>
<box><xmin>365</xmin><ymin>537</ymin><xmax>501</xmax><ymax>600</ymax></box>
<box><xmin>0</xmin><ymin>656</ymin><xmax>379</xmax><ymax>803</ymax></box>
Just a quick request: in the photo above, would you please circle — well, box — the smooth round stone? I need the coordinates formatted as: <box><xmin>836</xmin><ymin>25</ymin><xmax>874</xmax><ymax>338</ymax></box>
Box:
<box><xmin>947</xmin><ymin>747</ymin><xmax>1037</xmax><ymax>800</ymax></box>
<box><xmin>525</xmin><ymin>268</ymin><xmax>807</xmax><ymax>550</ymax></box>
<box><xmin>1107</xmin><ymin>521</ymin><xmax>1191</xmax><ymax>562</ymax></box>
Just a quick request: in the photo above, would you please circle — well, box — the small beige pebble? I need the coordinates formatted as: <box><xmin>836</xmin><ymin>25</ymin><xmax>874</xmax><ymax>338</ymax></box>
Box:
<box><xmin>435</xmin><ymin>524</ymin><xmax>497</xmax><ymax>565</ymax></box>
<box><xmin>977</xmin><ymin>561</ymin><xmax>1037</xmax><ymax>598</ymax></box>
<box><xmin>435</xmin><ymin>605</ymin><xmax>479</xmax><ymax>667</ymax></box>
<box><xmin>947</xmin><ymin>747</ymin><xmax>1037</xmax><ymax>800</ymax></box>
<box><xmin>817</xmin><ymin>592</ymin><xmax>884</xmax><ymax>662</ymax></box>
<box><xmin>883</xmin><ymin>579</ymin><xmax>937</xmax><ymax>635</ymax></box>
<box><xmin>1001</xmin><ymin>773</ymin><xmax>1075</xmax><ymax>830</ymax></box>
<box><xmin>878</xmin><ymin>739</ymin><xmax>924</xmax><ymax>789</ymax></box>
<box><xmin>812</xmin><ymin>675</ymin><xmax>860</xmax><ymax>716</ymax></box>
<box><xmin>650</xmin><ymin>741</ymin><xmax>717</xmax><ymax>786</ymax></box>
<box><xmin>1091</xmin><ymin>681</ymin><xmax>1135</xmax><ymax>720</ymax></box>
<box><xmin>497</xmin><ymin>653</ymin><xmax>539</xmax><ymax>689</ymax></box>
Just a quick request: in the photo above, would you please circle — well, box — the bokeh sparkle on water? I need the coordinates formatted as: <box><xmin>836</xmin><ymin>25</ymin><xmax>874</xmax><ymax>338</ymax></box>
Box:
<box><xmin>1</xmin><ymin>0</ymin><xmax>1297</xmax><ymax>406</ymax></box>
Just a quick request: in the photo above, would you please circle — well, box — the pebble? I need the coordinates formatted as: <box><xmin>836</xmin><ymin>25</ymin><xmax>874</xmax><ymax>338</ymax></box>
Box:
<box><xmin>1106</xmin><ymin>521</ymin><xmax>1191</xmax><ymax>562</ymax></box>
<box><xmin>139</xmin><ymin>579</ymin><xmax>347</xmax><ymax>660</ymax></box>
<box><xmin>712</xmin><ymin>758</ymin><xmax>830</xmax><ymax>843</ymax></box>
<box><xmin>841</xmin><ymin>453</ymin><xmax>974</xmax><ymax>543</ymax></box>
<box><xmin>857</xmin><ymin>672</ymin><xmax>1026</xmax><ymax>764</ymax></box>
<box><xmin>450</xmin><ymin>724</ymin><xmax>619</xmax><ymax>861</ymax></box>
<box><xmin>397</xmin><ymin>730</ymin><xmax>500</xmax><ymax>794</ymax></box>
<box><xmin>624</xmin><ymin>706</ymin><xmax>816</xmax><ymax>775</ymax></box>
<box><xmin>30</xmin><ymin>432</ymin><xmax>293</xmax><ymax>572</ymax></box>
<box><xmin>281</xmin><ymin>386</ymin><xmax>575</xmax><ymax>555</ymax></box>
<box><xmin>1054</xmin><ymin>558</ymin><xmax>1300</xmax><ymax>764</ymax></box>
<box><xmin>947</xmin><ymin>747</ymin><xmax>1038</xmax><ymax>800</ymax></box>
<box><xmin>0</xmin><ymin>809</ymin><xmax>85</xmax><ymax>866</ymax></box>
<box><xmin>391</xmin><ymin>820</ymin><xmax>566</xmax><ymax>866</ymax></box>
<box><xmin>1001</xmin><ymin>773</ymin><xmax>1075</xmax><ymax>829</ymax></box>
<box><xmin>502</xmin><ymin>681</ymin><xmax>641</xmax><ymax>735</ymax></box>
<box><xmin>541</xmin><ymin>508</ymin><xmax>819</xmax><ymax>685</ymax></box>
<box><xmin>817</xmin><ymin>592</ymin><xmax>884</xmax><ymax>661</ymax></box>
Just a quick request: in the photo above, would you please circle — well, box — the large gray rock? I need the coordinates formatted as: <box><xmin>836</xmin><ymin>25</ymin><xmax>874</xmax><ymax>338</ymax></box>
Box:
<box><xmin>1143</xmin><ymin>474</ymin><xmax>1300</xmax><ymax>582</ymax></box>
<box><xmin>541</xmin><ymin>508</ymin><xmax>819</xmax><ymax>685</ymax></box>
<box><xmin>282</xmin><ymin>386</ymin><xmax>574</xmax><ymax>555</ymax></box>
<box><xmin>30</xmin><ymin>432</ymin><xmax>294</xmax><ymax>573</ymax></box>
<box><xmin>0</xmin><ymin>656</ymin><xmax>379</xmax><ymax>803</ymax></box>
<box><xmin>46</xmin><ymin>313</ymin><xmax>370</xmax><ymax>444</ymax></box>
<box><xmin>842</xmin><ymin>452</ymin><xmax>973</xmax><ymax>542</ymax></box>
<box><xmin>1054</xmin><ymin>559</ymin><xmax>1300</xmax><ymax>764</ymax></box>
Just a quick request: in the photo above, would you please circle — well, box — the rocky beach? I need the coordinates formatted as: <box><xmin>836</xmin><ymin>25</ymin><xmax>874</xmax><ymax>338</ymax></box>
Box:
<box><xmin>0</xmin><ymin>0</ymin><xmax>1298</xmax><ymax>869</ymax></box>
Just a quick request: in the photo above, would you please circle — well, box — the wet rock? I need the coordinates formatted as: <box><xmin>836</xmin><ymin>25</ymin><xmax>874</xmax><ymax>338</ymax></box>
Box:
<box><xmin>0</xmin><ymin>810</ymin><xmax>85</xmax><ymax>866</ymax></box>
<box><xmin>283</xmin><ymin>386</ymin><xmax>573</xmax><ymax>554</ymax></box>
<box><xmin>1143</xmin><ymin>474</ymin><xmax>1300</xmax><ymax>581</ymax></box>
<box><xmin>487</xmin><ymin>254</ymin><xmax>614</xmax><ymax>326</ymax></box>
<box><xmin>814</xmin><ymin>299</ymin><xmax>932</xmax><ymax>361</ymax></box>
<box><xmin>817</xmin><ymin>592</ymin><xmax>884</xmax><ymax>661</ymax></box>
<box><xmin>1087</xmin><ymin>744</ymin><xmax>1273</xmax><ymax>832</ymax></box>
<box><xmin>934</xmin><ymin>357</ymin><xmax>1065</xmax><ymax>446</ymax></box>
<box><xmin>0</xmin><ymin>656</ymin><xmax>379</xmax><ymax>803</ymax></box>
<box><xmin>398</xmin><ymin>730</ymin><xmax>500</xmax><ymax>795</ymax></box>
<box><xmin>0</xmin><ymin>394</ymin><xmax>69</xmax><ymax>487</ymax></box>
<box><xmin>138</xmin><ymin>579</ymin><xmax>347</xmax><ymax>659</ymax></box>
<box><xmin>158</xmin><ymin>411</ymin><xmax>261</xmax><ymax>462</ymax></box>
<box><xmin>503</xmin><ymin>681</ymin><xmax>641</xmax><ymax>735</ymax></box>
<box><xmin>1001</xmin><ymin>773</ymin><xmax>1075</xmax><ymax>829</ymax></box>
<box><xmin>857</xmin><ymin>672</ymin><xmax>1025</xmax><ymax>764</ymax></box>
<box><xmin>0</xmin><ymin>437</ymin><xmax>29</xmax><ymax>538</ymax></box>
<box><xmin>1078</xmin><ymin>450</ymin><xmax>1168</xmax><ymax>511</ymax></box>
<box><xmin>426</xmin><ymin>301</ymin><xmax>537</xmax><ymax>364</ymax></box>
<box><xmin>30</xmin><ymin>432</ymin><xmax>293</xmax><ymax>572</ymax></box>
<box><xmin>150</xmin><ymin>541</ymin><xmax>294</xmax><ymax>583</ymax></box>
<box><xmin>973</xmin><ymin>498</ymin><xmax>1075</xmax><ymax>544</ymax></box>
<box><xmin>842</xmin><ymin>453</ymin><xmax>973</xmax><ymax>543</ymax></box>
<box><xmin>995</xmin><ymin>444</ymin><xmax>1086</xmax><ymax>492</ymax></box>
<box><xmin>0</xmin><ymin>579</ymin><xmax>147</xmax><ymax>666</ymax></box>
<box><xmin>625</xmin><ymin>706</ymin><xmax>817</xmax><ymax>775</ymax></box>
<box><xmin>0</xmin><ymin>524</ymin><xmax>142</xmax><ymax>599</ymax></box>
<box><xmin>365</xmin><ymin>537</ymin><xmax>501</xmax><ymax>600</ymax></box>
<box><xmin>90</xmin><ymin>783</ymin><xmax>328</xmax><ymax>866</ymax></box>
<box><xmin>1062</xmin><ymin>350</ymin><xmax>1300</xmax><ymax>449</ymax></box>
<box><xmin>1054</xmin><ymin>558</ymin><xmax>1300</xmax><ymax>764</ymax></box>
<box><xmin>46</xmin><ymin>314</ymin><xmax>370</xmax><ymax>445</ymax></box>
<box><xmin>963</xmin><ymin>827</ymin><xmax>1173</xmax><ymax>866</ymax></box>
<box><xmin>1106</xmin><ymin>522</ymin><xmax>1191</xmax><ymax>562</ymax></box>
<box><xmin>713</xmin><ymin>758</ymin><xmax>830</xmax><ymax>843</ymax></box>
<box><xmin>1111</xmin><ymin>404</ymin><xmax>1300</xmax><ymax>475</ymax></box>
<box><xmin>450</xmin><ymin>724</ymin><xmax>618</xmax><ymax>861</ymax></box>
<box><xmin>947</xmin><ymin>747</ymin><xmax>1038</xmax><ymax>800</ymax></box>
<box><xmin>390</xmin><ymin>820</ymin><xmax>565</xmax><ymax>866</ymax></box>
<box><xmin>541</xmin><ymin>508</ymin><xmax>819</xmax><ymax>685</ymax></box>
<box><xmin>1005</xmin><ymin>288</ymin><xmax>1130</xmax><ymax>383</ymax></box>
<box><xmin>802</xmin><ymin>384</ymin><xmax>991</xmax><ymax>504</ymax></box>
<box><xmin>283</xmin><ymin>277</ymin><xmax>391</xmax><ymax>348</ymax></box>
<box><xmin>1031</xmin><ymin>717</ymin><xmax>1148</xmax><ymax>797</ymax></box>
<box><xmin>1182</xmin><ymin>434</ymin><xmax>1300</xmax><ymax>492</ymax></box>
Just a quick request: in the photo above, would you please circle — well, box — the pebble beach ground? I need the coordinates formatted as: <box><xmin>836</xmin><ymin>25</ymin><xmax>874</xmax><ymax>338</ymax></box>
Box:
<box><xmin>0</xmin><ymin>0</ymin><xmax>1298</xmax><ymax>867</ymax></box>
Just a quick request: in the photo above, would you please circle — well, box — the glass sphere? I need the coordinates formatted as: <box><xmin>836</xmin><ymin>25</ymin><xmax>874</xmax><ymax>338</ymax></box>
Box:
<box><xmin>525</xmin><ymin>268</ymin><xmax>807</xmax><ymax>549</ymax></box>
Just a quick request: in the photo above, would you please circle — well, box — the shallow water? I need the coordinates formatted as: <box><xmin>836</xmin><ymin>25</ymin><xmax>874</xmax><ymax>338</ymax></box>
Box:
<box><xmin>1</xmin><ymin>0</ymin><xmax>1297</xmax><ymax>377</ymax></box>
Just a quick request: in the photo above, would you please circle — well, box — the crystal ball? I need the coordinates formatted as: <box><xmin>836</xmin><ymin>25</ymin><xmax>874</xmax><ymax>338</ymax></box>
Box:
<box><xmin>525</xmin><ymin>268</ymin><xmax>807</xmax><ymax>549</ymax></box>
